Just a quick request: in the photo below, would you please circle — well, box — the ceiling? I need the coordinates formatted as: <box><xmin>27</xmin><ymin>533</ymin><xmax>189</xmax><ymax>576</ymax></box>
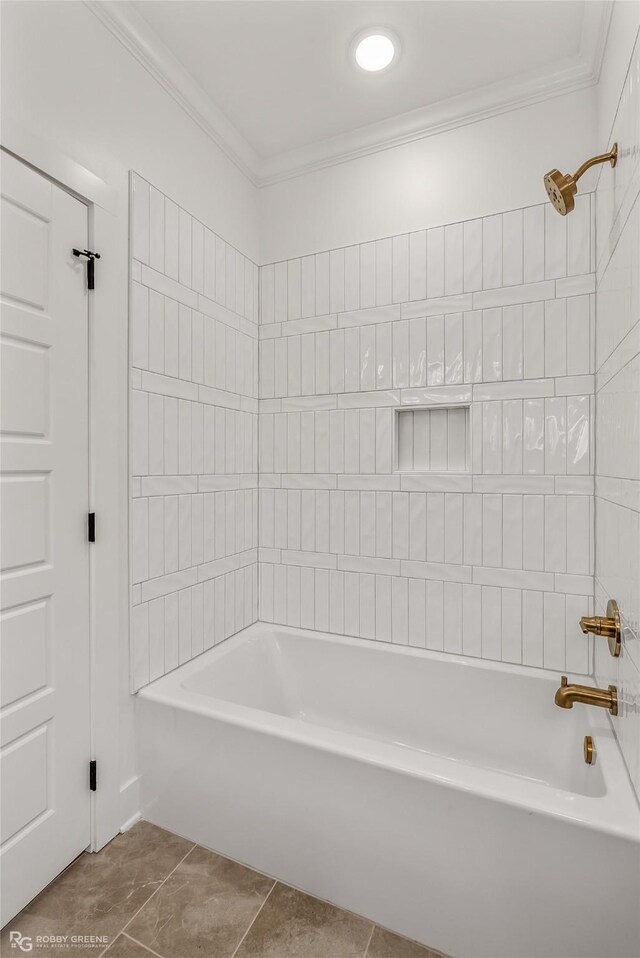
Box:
<box><xmin>131</xmin><ymin>0</ymin><xmax>588</xmax><ymax>157</ymax></box>
<box><xmin>96</xmin><ymin>0</ymin><xmax>608</xmax><ymax>183</ymax></box>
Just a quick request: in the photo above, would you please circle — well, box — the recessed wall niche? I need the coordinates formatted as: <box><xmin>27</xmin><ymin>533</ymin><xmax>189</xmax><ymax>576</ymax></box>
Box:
<box><xmin>396</xmin><ymin>406</ymin><xmax>470</xmax><ymax>473</ymax></box>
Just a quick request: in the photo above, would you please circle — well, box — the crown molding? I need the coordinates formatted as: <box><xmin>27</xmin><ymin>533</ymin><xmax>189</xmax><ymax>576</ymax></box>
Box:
<box><xmin>86</xmin><ymin>0</ymin><xmax>613</xmax><ymax>190</ymax></box>
<box><xmin>84</xmin><ymin>0</ymin><xmax>261</xmax><ymax>185</ymax></box>
<box><xmin>260</xmin><ymin>55</ymin><xmax>595</xmax><ymax>185</ymax></box>
<box><xmin>262</xmin><ymin>1</ymin><xmax>613</xmax><ymax>186</ymax></box>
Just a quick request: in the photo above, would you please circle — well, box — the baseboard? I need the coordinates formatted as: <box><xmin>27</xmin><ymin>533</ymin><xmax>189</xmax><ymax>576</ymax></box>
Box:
<box><xmin>119</xmin><ymin>774</ymin><xmax>142</xmax><ymax>832</ymax></box>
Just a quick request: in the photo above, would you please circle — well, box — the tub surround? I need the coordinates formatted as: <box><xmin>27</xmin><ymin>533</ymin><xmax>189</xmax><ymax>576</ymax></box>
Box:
<box><xmin>129</xmin><ymin>185</ymin><xmax>598</xmax><ymax>687</ymax></box>
<box><xmin>258</xmin><ymin>198</ymin><xmax>596</xmax><ymax>674</ymax></box>
<box><xmin>130</xmin><ymin>173</ymin><xmax>259</xmax><ymax>691</ymax></box>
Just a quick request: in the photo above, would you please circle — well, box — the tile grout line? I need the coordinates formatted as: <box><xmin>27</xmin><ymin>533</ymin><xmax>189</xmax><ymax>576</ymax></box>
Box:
<box><xmin>363</xmin><ymin>923</ymin><xmax>376</xmax><ymax>957</ymax></box>
<box><xmin>228</xmin><ymin>879</ymin><xmax>277</xmax><ymax>958</ymax></box>
<box><xmin>97</xmin><ymin>842</ymin><xmax>196</xmax><ymax>958</ymax></box>
<box><xmin>121</xmin><ymin>932</ymin><xmax>166</xmax><ymax>958</ymax></box>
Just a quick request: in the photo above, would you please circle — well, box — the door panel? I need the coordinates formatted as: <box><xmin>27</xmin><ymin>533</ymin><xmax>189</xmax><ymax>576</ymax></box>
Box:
<box><xmin>0</xmin><ymin>151</ymin><xmax>91</xmax><ymax>926</ymax></box>
<box><xmin>1</xmin><ymin>600</ymin><xmax>49</xmax><ymax>707</ymax></box>
<box><xmin>1</xmin><ymin>726</ymin><xmax>49</xmax><ymax>845</ymax></box>
<box><xmin>1</xmin><ymin>336</ymin><xmax>48</xmax><ymax>435</ymax></box>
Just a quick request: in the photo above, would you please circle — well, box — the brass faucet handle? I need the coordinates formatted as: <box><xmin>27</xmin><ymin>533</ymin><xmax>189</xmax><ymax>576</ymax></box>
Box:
<box><xmin>579</xmin><ymin>600</ymin><xmax>621</xmax><ymax>657</ymax></box>
<box><xmin>580</xmin><ymin>615</ymin><xmax>616</xmax><ymax>636</ymax></box>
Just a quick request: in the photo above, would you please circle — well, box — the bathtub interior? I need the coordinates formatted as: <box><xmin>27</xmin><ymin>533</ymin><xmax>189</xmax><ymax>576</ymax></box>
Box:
<box><xmin>180</xmin><ymin>627</ymin><xmax>607</xmax><ymax>797</ymax></box>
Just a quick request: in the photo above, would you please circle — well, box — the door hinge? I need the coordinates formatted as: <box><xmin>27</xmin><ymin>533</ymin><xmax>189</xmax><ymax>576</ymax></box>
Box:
<box><xmin>72</xmin><ymin>248</ymin><xmax>101</xmax><ymax>290</ymax></box>
<box><xmin>88</xmin><ymin>512</ymin><xmax>95</xmax><ymax>543</ymax></box>
<box><xmin>89</xmin><ymin>760</ymin><xmax>97</xmax><ymax>792</ymax></box>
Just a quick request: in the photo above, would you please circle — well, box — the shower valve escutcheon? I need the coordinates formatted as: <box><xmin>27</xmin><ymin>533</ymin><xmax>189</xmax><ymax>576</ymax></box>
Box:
<box><xmin>579</xmin><ymin>599</ymin><xmax>621</xmax><ymax>657</ymax></box>
<box><xmin>554</xmin><ymin>676</ymin><xmax>618</xmax><ymax>716</ymax></box>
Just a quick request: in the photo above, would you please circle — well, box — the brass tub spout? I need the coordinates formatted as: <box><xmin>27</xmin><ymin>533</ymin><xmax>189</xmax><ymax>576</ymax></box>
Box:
<box><xmin>554</xmin><ymin>676</ymin><xmax>618</xmax><ymax>715</ymax></box>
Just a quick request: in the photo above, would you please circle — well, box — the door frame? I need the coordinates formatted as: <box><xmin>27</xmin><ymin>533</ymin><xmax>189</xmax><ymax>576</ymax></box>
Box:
<box><xmin>1</xmin><ymin>118</ymin><xmax>126</xmax><ymax>852</ymax></box>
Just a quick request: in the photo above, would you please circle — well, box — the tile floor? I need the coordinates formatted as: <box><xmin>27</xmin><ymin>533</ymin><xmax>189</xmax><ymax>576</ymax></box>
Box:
<box><xmin>2</xmin><ymin>821</ymin><xmax>447</xmax><ymax>958</ymax></box>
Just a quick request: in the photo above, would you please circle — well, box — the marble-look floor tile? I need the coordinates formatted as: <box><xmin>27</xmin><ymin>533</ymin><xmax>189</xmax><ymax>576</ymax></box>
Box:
<box><xmin>234</xmin><ymin>882</ymin><xmax>373</xmax><ymax>958</ymax></box>
<box><xmin>127</xmin><ymin>845</ymin><xmax>274</xmax><ymax>958</ymax></box>
<box><xmin>0</xmin><ymin>823</ymin><xmax>193</xmax><ymax>958</ymax></box>
<box><xmin>366</xmin><ymin>925</ymin><xmax>447</xmax><ymax>958</ymax></box>
<box><xmin>2</xmin><ymin>822</ymin><xmax>448</xmax><ymax>958</ymax></box>
<box><xmin>104</xmin><ymin>933</ymin><xmax>160</xmax><ymax>957</ymax></box>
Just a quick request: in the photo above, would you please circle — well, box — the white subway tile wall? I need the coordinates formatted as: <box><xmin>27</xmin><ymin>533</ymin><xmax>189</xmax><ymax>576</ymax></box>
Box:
<box><xmin>594</xmin><ymin>35</ymin><xmax>640</xmax><ymax>799</ymax></box>
<box><xmin>258</xmin><ymin>196</ymin><xmax>596</xmax><ymax>674</ymax></box>
<box><xmin>130</xmin><ymin>173</ymin><xmax>259</xmax><ymax>691</ymax></box>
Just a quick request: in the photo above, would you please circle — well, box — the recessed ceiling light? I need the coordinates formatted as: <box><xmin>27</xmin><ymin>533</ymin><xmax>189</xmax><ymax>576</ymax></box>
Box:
<box><xmin>352</xmin><ymin>29</ymin><xmax>399</xmax><ymax>73</ymax></box>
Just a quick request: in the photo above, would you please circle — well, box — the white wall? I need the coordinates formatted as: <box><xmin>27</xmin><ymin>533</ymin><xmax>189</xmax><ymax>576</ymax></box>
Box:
<box><xmin>595</xmin><ymin>1</ymin><xmax>640</xmax><ymax>150</ymax></box>
<box><xmin>593</xmin><ymin>2</ymin><xmax>640</xmax><ymax>801</ymax></box>
<box><xmin>0</xmin><ymin>1</ymin><xmax>259</xmax><ymax>260</ymax></box>
<box><xmin>259</xmin><ymin>87</ymin><xmax>597</xmax><ymax>263</ymax></box>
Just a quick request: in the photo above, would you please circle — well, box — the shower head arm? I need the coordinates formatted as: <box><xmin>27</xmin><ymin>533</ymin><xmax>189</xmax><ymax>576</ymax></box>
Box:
<box><xmin>572</xmin><ymin>144</ymin><xmax>618</xmax><ymax>183</ymax></box>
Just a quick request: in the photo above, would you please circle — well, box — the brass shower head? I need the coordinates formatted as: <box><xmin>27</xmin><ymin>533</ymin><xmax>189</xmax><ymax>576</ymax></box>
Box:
<box><xmin>544</xmin><ymin>143</ymin><xmax>618</xmax><ymax>215</ymax></box>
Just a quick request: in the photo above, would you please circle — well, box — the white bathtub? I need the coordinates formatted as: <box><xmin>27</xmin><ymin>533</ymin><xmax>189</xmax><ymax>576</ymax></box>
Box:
<box><xmin>138</xmin><ymin>623</ymin><xmax>640</xmax><ymax>958</ymax></box>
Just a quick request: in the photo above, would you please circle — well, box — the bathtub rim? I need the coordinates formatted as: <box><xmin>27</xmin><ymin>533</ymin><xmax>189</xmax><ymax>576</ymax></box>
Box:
<box><xmin>137</xmin><ymin>622</ymin><xmax>640</xmax><ymax>843</ymax></box>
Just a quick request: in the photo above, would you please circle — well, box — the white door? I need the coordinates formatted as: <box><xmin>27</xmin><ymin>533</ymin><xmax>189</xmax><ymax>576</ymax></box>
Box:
<box><xmin>0</xmin><ymin>151</ymin><xmax>91</xmax><ymax>926</ymax></box>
